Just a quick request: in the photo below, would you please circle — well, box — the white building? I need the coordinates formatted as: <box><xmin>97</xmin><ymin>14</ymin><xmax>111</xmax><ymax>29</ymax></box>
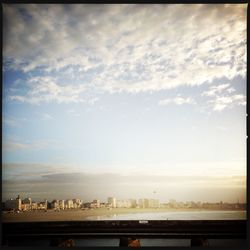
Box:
<box><xmin>148</xmin><ymin>199</ymin><xmax>160</xmax><ymax>208</ymax></box>
<box><xmin>22</xmin><ymin>198</ymin><xmax>32</xmax><ymax>210</ymax></box>
<box><xmin>129</xmin><ymin>199</ymin><xmax>137</xmax><ymax>208</ymax></box>
<box><xmin>138</xmin><ymin>199</ymin><xmax>149</xmax><ymax>208</ymax></box>
<box><xmin>65</xmin><ymin>199</ymin><xmax>74</xmax><ymax>209</ymax></box>
<box><xmin>51</xmin><ymin>200</ymin><xmax>59</xmax><ymax>209</ymax></box>
<box><xmin>59</xmin><ymin>200</ymin><xmax>65</xmax><ymax>210</ymax></box>
<box><xmin>72</xmin><ymin>199</ymin><xmax>82</xmax><ymax>208</ymax></box>
<box><xmin>107</xmin><ymin>197</ymin><xmax>116</xmax><ymax>208</ymax></box>
<box><xmin>92</xmin><ymin>199</ymin><xmax>100</xmax><ymax>208</ymax></box>
<box><xmin>37</xmin><ymin>199</ymin><xmax>47</xmax><ymax>210</ymax></box>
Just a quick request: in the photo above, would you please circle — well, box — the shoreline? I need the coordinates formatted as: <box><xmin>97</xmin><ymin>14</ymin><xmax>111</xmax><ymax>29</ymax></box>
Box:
<box><xmin>2</xmin><ymin>208</ymin><xmax>246</xmax><ymax>222</ymax></box>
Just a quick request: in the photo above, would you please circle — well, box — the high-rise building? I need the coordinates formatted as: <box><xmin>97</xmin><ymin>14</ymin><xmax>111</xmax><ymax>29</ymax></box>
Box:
<box><xmin>129</xmin><ymin>199</ymin><xmax>137</xmax><ymax>208</ymax></box>
<box><xmin>65</xmin><ymin>199</ymin><xmax>74</xmax><ymax>209</ymax></box>
<box><xmin>92</xmin><ymin>199</ymin><xmax>100</xmax><ymax>208</ymax></box>
<box><xmin>72</xmin><ymin>199</ymin><xmax>82</xmax><ymax>208</ymax></box>
<box><xmin>59</xmin><ymin>200</ymin><xmax>65</xmax><ymax>210</ymax></box>
<box><xmin>138</xmin><ymin>199</ymin><xmax>149</xmax><ymax>208</ymax></box>
<box><xmin>107</xmin><ymin>197</ymin><xmax>116</xmax><ymax>208</ymax></box>
<box><xmin>22</xmin><ymin>198</ymin><xmax>32</xmax><ymax>210</ymax></box>
<box><xmin>16</xmin><ymin>195</ymin><xmax>22</xmax><ymax>210</ymax></box>
<box><xmin>148</xmin><ymin>199</ymin><xmax>160</xmax><ymax>208</ymax></box>
<box><xmin>51</xmin><ymin>200</ymin><xmax>59</xmax><ymax>209</ymax></box>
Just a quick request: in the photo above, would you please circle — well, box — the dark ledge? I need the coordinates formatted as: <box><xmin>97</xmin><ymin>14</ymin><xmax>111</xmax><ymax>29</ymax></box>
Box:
<box><xmin>2</xmin><ymin>220</ymin><xmax>246</xmax><ymax>239</ymax></box>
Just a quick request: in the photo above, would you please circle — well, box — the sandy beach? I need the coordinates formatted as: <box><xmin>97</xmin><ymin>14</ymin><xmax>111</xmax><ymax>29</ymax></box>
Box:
<box><xmin>2</xmin><ymin>208</ymin><xmax>246</xmax><ymax>222</ymax></box>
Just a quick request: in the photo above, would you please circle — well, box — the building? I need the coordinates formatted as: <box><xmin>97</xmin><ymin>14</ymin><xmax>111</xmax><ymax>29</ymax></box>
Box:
<box><xmin>116</xmin><ymin>199</ymin><xmax>134</xmax><ymax>208</ymax></box>
<box><xmin>116</xmin><ymin>200</ymin><xmax>127</xmax><ymax>208</ymax></box>
<box><xmin>107</xmin><ymin>197</ymin><xmax>116</xmax><ymax>208</ymax></box>
<box><xmin>129</xmin><ymin>199</ymin><xmax>137</xmax><ymax>208</ymax></box>
<box><xmin>65</xmin><ymin>199</ymin><xmax>74</xmax><ymax>209</ymax></box>
<box><xmin>100</xmin><ymin>202</ymin><xmax>106</xmax><ymax>208</ymax></box>
<box><xmin>169</xmin><ymin>199</ymin><xmax>177</xmax><ymax>208</ymax></box>
<box><xmin>21</xmin><ymin>203</ymin><xmax>30</xmax><ymax>211</ymax></box>
<box><xmin>59</xmin><ymin>200</ymin><xmax>65</xmax><ymax>210</ymax></box>
<box><xmin>51</xmin><ymin>200</ymin><xmax>59</xmax><ymax>209</ymax></box>
<box><xmin>82</xmin><ymin>202</ymin><xmax>91</xmax><ymax>209</ymax></box>
<box><xmin>72</xmin><ymin>199</ymin><xmax>82</xmax><ymax>209</ymax></box>
<box><xmin>148</xmin><ymin>199</ymin><xmax>160</xmax><ymax>208</ymax></box>
<box><xmin>31</xmin><ymin>202</ymin><xmax>38</xmax><ymax>210</ymax></box>
<box><xmin>37</xmin><ymin>199</ymin><xmax>47</xmax><ymax>210</ymax></box>
<box><xmin>22</xmin><ymin>198</ymin><xmax>32</xmax><ymax>210</ymax></box>
<box><xmin>138</xmin><ymin>199</ymin><xmax>149</xmax><ymax>208</ymax></box>
<box><xmin>91</xmin><ymin>199</ymin><xmax>100</xmax><ymax>208</ymax></box>
<box><xmin>16</xmin><ymin>195</ymin><xmax>22</xmax><ymax>210</ymax></box>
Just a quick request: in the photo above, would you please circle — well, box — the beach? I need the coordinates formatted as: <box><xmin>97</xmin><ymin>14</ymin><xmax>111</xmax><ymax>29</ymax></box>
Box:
<box><xmin>2</xmin><ymin>208</ymin><xmax>246</xmax><ymax>222</ymax></box>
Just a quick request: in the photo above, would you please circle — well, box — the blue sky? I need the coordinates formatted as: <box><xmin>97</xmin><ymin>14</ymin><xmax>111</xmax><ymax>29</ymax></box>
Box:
<box><xmin>2</xmin><ymin>4</ymin><xmax>247</xmax><ymax>202</ymax></box>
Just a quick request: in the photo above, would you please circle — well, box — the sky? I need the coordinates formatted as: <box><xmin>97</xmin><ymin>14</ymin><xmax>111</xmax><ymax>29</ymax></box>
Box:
<box><xmin>2</xmin><ymin>4</ymin><xmax>247</xmax><ymax>203</ymax></box>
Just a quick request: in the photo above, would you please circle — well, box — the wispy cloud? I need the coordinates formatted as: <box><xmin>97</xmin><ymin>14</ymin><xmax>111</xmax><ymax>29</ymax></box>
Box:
<box><xmin>211</xmin><ymin>94</ymin><xmax>246</xmax><ymax>111</ymax></box>
<box><xmin>201</xmin><ymin>83</ymin><xmax>232</xmax><ymax>97</ymax></box>
<box><xmin>3</xmin><ymin>4</ymin><xmax>246</xmax><ymax>97</ymax></box>
<box><xmin>9</xmin><ymin>76</ymin><xmax>86</xmax><ymax>104</ymax></box>
<box><xmin>159</xmin><ymin>96</ymin><xmax>195</xmax><ymax>106</ymax></box>
<box><xmin>202</xmin><ymin>84</ymin><xmax>246</xmax><ymax>111</ymax></box>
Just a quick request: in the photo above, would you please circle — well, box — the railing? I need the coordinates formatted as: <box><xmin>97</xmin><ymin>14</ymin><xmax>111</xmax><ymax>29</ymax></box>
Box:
<box><xmin>2</xmin><ymin>220</ymin><xmax>246</xmax><ymax>244</ymax></box>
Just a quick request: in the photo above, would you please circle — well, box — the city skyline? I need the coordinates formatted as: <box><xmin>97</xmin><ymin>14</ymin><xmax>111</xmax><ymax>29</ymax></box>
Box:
<box><xmin>2</xmin><ymin>4</ymin><xmax>247</xmax><ymax>203</ymax></box>
<box><xmin>3</xmin><ymin>194</ymin><xmax>246</xmax><ymax>206</ymax></box>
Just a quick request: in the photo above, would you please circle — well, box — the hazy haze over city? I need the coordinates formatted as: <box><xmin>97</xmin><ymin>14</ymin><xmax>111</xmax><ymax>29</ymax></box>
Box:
<box><xmin>2</xmin><ymin>4</ymin><xmax>246</xmax><ymax>203</ymax></box>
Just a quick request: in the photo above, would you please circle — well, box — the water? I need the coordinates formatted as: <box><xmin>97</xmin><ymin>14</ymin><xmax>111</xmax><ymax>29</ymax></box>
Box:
<box><xmin>86</xmin><ymin>210</ymin><xmax>246</xmax><ymax>220</ymax></box>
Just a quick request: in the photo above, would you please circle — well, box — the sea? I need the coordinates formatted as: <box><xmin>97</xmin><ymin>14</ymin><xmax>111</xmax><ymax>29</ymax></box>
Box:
<box><xmin>85</xmin><ymin>210</ymin><xmax>246</xmax><ymax>220</ymax></box>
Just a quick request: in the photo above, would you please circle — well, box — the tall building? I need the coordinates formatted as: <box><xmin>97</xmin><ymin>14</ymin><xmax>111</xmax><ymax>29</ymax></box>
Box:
<box><xmin>59</xmin><ymin>200</ymin><xmax>65</xmax><ymax>210</ymax></box>
<box><xmin>16</xmin><ymin>195</ymin><xmax>22</xmax><ymax>210</ymax></box>
<box><xmin>92</xmin><ymin>199</ymin><xmax>100</xmax><ymax>208</ymax></box>
<box><xmin>51</xmin><ymin>200</ymin><xmax>59</xmax><ymax>209</ymax></box>
<box><xmin>72</xmin><ymin>199</ymin><xmax>82</xmax><ymax>208</ymax></box>
<box><xmin>37</xmin><ymin>199</ymin><xmax>47</xmax><ymax>210</ymax></box>
<box><xmin>138</xmin><ymin>199</ymin><xmax>149</xmax><ymax>208</ymax></box>
<box><xmin>148</xmin><ymin>199</ymin><xmax>160</xmax><ymax>208</ymax></box>
<box><xmin>107</xmin><ymin>197</ymin><xmax>116</xmax><ymax>208</ymax></box>
<box><xmin>65</xmin><ymin>199</ymin><xmax>74</xmax><ymax>209</ymax></box>
<box><xmin>23</xmin><ymin>198</ymin><xmax>32</xmax><ymax>210</ymax></box>
<box><xmin>169</xmin><ymin>199</ymin><xmax>177</xmax><ymax>208</ymax></box>
<box><xmin>129</xmin><ymin>199</ymin><xmax>137</xmax><ymax>208</ymax></box>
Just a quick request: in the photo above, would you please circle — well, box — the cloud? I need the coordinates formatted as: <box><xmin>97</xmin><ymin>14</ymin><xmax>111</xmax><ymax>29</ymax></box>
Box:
<box><xmin>202</xmin><ymin>83</ymin><xmax>246</xmax><ymax>111</ymax></box>
<box><xmin>3</xmin><ymin>4</ymin><xmax>247</xmax><ymax>97</ymax></box>
<box><xmin>211</xmin><ymin>94</ymin><xmax>246</xmax><ymax>111</ymax></box>
<box><xmin>9</xmin><ymin>76</ymin><xmax>86</xmax><ymax>104</ymax></box>
<box><xmin>159</xmin><ymin>96</ymin><xmax>195</xmax><ymax>106</ymax></box>
<box><xmin>201</xmin><ymin>83</ymin><xmax>232</xmax><ymax>97</ymax></box>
